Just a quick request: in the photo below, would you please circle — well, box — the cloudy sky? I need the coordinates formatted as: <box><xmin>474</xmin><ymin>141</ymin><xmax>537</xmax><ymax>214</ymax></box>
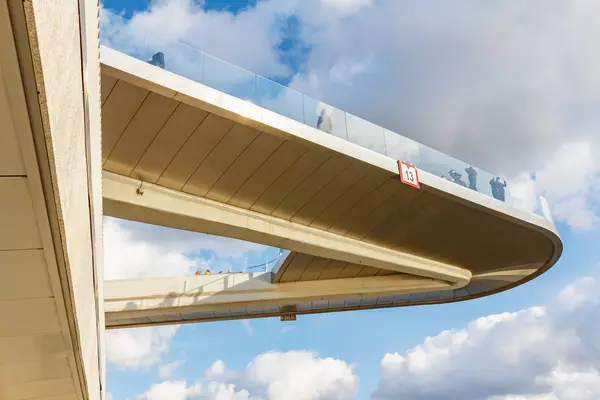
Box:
<box><xmin>100</xmin><ymin>0</ymin><xmax>600</xmax><ymax>398</ymax></box>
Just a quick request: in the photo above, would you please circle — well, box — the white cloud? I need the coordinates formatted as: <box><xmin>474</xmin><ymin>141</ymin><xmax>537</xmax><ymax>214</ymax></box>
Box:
<box><xmin>100</xmin><ymin>0</ymin><xmax>294</xmax><ymax>78</ymax></box>
<box><xmin>103</xmin><ymin>217</ymin><xmax>273</xmax><ymax>279</ymax></box>
<box><xmin>159</xmin><ymin>360</ymin><xmax>186</xmax><ymax>379</ymax></box>
<box><xmin>321</xmin><ymin>0</ymin><xmax>372</xmax><ymax>12</ymax></box>
<box><xmin>105</xmin><ymin>217</ymin><xmax>267</xmax><ymax>261</ymax></box>
<box><xmin>533</xmin><ymin>141</ymin><xmax>600</xmax><ymax>230</ymax></box>
<box><xmin>293</xmin><ymin>0</ymin><xmax>600</xmax><ymax>169</ymax></box>
<box><xmin>498</xmin><ymin>139</ymin><xmax>600</xmax><ymax>229</ymax></box>
<box><xmin>319</xmin><ymin>0</ymin><xmax>374</xmax><ymax>18</ymax></box>
<box><xmin>103</xmin><ymin>218</ymin><xmax>200</xmax><ymax>280</ymax></box>
<box><xmin>137</xmin><ymin>380</ymin><xmax>189</xmax><ymax>400</ymax></box>
<box><xmin>328</xmin><ymin>56</ymin><xmax>374</xmax><ymax>86</ymax></box>
<box><xmin>242</xmin><ymin>351</ymin><xmax>358</xmax><ymax>399</ymax></box>
<box><xmin>136</xmin><ymin>351</ymin><xmax>358</xmax><ymax>400</ymax></box>
<box><xmin>105</xmin><ymin>325</ymin><xmax>179</xmax><ymax>369</ymax></box>
<box><xmin>374</xmin><ymin>273</ymin><xmax>600</xmax><ymax>400</ymax></box>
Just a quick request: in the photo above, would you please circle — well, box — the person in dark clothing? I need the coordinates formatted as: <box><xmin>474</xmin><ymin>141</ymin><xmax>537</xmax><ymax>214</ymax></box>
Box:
<box><xmin>465</xmin><ymin>166</ymin><xmax>478</xmax><ymax>191</ymax></box>
<box><xmin>489</xmin><ymin>177</ymin><xmax>507</xmax><ymax>201</ymax></box>
<box><xmin>448</xmin><ymin>169</ymin><xmax>467</xmax><ymax>187</ymax></box>
<box><xmin>317</xmin><ymin>108</ymin><xmax>333</xmax><ymax>134</ymax></box>
<box><xmin>147</xmin><ymin>52</ymin><xmax>165</xmax><ymax>69</ymax></box>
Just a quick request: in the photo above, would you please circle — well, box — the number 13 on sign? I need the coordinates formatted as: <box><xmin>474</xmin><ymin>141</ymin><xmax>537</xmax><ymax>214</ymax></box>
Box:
<box><xmin>398</xmin><ymin>161</ymin><xmax>420</xmax><ymax>189</ymax></box>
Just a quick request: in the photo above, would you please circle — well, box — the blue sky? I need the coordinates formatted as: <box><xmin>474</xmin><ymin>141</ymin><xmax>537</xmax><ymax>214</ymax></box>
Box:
<box><xmin>101</xmin><ymin>0</ymin><xmax>600</xmax><ymax>399</ymax></box>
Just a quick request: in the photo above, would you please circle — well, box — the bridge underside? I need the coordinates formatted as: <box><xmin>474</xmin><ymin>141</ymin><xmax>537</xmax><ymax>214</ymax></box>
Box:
<box><xmin>104</xmin><ymin>265</ymin><xmax>539</xmax><ymax>329</ymax></box>
<box><xmin>100</xmin><ymin>47</ymin><xmax>561</xmax><ymax>328</ymax></box>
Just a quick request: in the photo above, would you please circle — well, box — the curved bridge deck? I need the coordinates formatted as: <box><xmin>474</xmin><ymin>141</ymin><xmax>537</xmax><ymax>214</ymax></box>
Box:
<box><xmin>100</xmin><ymin>46</ymin><xmax>562</xmax><ymax>329</ymax></box>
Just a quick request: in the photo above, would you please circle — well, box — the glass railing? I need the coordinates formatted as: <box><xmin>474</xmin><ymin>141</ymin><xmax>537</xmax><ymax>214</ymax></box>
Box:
<box><xmin>100</xmin><ymin>10</ymin><xmax>546</xmax><ymax>219</ymax></box>
<box><xmin>242</xmin><ymin>248</ymin><xmax>286</xmax><ymax>274</ymax></box>
<box><xmin>190</xmin><ymin>248</ymin><xmax>284</xmax><ymax>276</ymax></box>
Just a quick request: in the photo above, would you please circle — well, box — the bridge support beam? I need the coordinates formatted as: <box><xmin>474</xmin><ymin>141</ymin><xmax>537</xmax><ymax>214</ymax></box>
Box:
<box><xmin>105</xmin><ymin>272</ymin><xmax>452</xmax><ymax>328</ymax></box>
<box><xmin>102</xmin><ymin>171</ymin><xmax>472</xmax><ymax>288</ymax></box>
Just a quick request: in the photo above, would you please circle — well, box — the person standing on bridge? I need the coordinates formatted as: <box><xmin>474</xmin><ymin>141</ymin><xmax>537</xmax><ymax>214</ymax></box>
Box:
<box><xmin>317</xmin><ymin>108</ymin><xmax>333</xmax><ymax>134</ymax></box>
<box><xmin>465</xmin><ymin>166</ymin><xmax>478</xmax><ymax>191</ymax></box>
<box><xmin>490</xmin><ymin>177</ymin><xmax>507</xmax><ymax>202</ymax></box>
<box><xmin>449</xmin><ymin>169</ymin><xmax>467</xmax><ymax>187</ymax></box>
<box><xmin>147</xmin><ymin>52</ymin><xmax>165</xmax><ymax>69</ymax></box>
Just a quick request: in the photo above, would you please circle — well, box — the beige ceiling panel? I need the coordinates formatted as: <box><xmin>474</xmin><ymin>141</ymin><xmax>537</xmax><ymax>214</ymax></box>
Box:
<box><xmin>336</xmin><ymin>263</ymin><xmax>365</xmax><ymax>279</ymax></box>
<box><xmin>227</xmin><ymin>140</ymin><xmax>308</xmax><ymax>209</ymax></box>
<box><xmin>101</xmin><ymin>80</ymin><xmax>149</xmax><ymax>161</ymax></box>
<box><xmin>31</xmin><ymin>395</ymin><xmax>78</xmax><ymax>400</ymax></box>
<box><xmin>393</xmin><ymin>201</ymin><xmax>502</xmax><ymax>268</ymax></box>
<box><xmin>271</xmin><ymin>155</ymin><xmax>352</xmax><ymax>220</ymax></box>
<box><xmin>298</xmin><ymin>257</ymin><xmax>331</xmax><ymax>281</ymax></box>
<box><xmin>376</xmin><ymin>196</ymin><xmax>554</xmax><ymax>274</ymax></box>
<box><xmin>132</xmin><ymin>104</ymin><xmax>209</xmax><ymax>183</ymax></box>
<box><xmin>309</xmin><ymin>173</ymin><xmax>390</xmax><ymax>230</ymax></box>
<box><xmin>345</xmin><ymin>187</ymin><xmax>419</xmax><ymax>240</ymax></box>
<box><xmin>279</xmin><ymin>253</ymin><xmax>313</xmax><ymax>283</ymax></box>
<box><xmin>0</xmin><ymin>334</ymin><xmax>67</xmax><ymax>366</ymax></box>
<box><xmin>0</xmin><ymin>250</ymin><xmax>51</xmax><ymax>300</ymax></box>
<box><xmin>250</xmin><ymin>149</ymin><xmax>330</xmax><ymax>215</ymax></box>
<box><xmin>183</xmin><ymin>123</ymin><xmax>261</xmax><ymax>197</ymax></box>
<box><xmin>365</xmin><ymin>191</ymin><xmax>440</xmax><ymax>249</ymax></box>
<box><xmin>0</xmin><ymin>299</ymin><xmax>61</xmax><ymax>337</ymax></box>
<box><xmin>206</xmin><ymin>132</ymin><xmax>284</xmax><ymax>203</ymax></box>
<box><xmin>328</xmin><ymin>179</ymin><xmax>400</xmax><ymax>236</ymax></box>
<box><xmin>4</xmin><ymin>377</ymin><xmax>75</xmax><ymax>399</ymax></box>
<box><xmin>100</xmin><ymin>74</ymin><xmax>118</xmax><ymax>105</ymax></box>
<box><xmin>0</xmin><ymin>356</ymin><xmax>71</xmax><ymax>386</ymax></box>
<box><xmin>0</xmin><ymin>67</ymin><xmax>25</xmax><ymax>175</ymax></box>
<box><xmin>0</xmin><ymin>178</ymin><xmax>41</xmax><ymax>250</ymax></box>
<box><xmin>357</xmin><ymin>266</ymin><xmax>381</xmax><ymax>277</ymax></box>
<box><xmin>390</xmin><ymin>201</ymin><xmax>461</xmax><ymax>264</ymax></box>
<box><xmin>104</xmin><ymin>92</ymin><xmax>179</xmax><ymax>175</ymax></box>
<box><xmin>317</xmin><ymin>260</ymin><xmax>349</xmax><ymax>280</ymax></box>
<box><xmin>157</xmin><ymin>113</ymin><xmax>235</xmax><ymax>190</ymax></box>
<box><xmin>290</xmin><ymin>163</ymin><xmax>370</xmax><ymax>226</ymax></box>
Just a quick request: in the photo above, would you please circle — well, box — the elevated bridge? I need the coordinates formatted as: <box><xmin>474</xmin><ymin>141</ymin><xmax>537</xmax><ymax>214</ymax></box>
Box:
<box><xmin>99</xmin><ymin>45</ymin><xmax>561</xmax><ymax>329</ymax></box>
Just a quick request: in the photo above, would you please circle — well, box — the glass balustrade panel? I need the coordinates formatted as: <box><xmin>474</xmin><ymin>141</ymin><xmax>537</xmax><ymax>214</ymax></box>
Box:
<box><xmin>345</xmin><ymin>113</ymin><xmax>387</xmax><ymax>155</ymax></box>
<box><xmin>303</xmin><ymin>96</ymin><xmax>348</xmax><ymax>140</ymax></box>
<box><xmin>256</xmin><ymin>76</ymin><xmax>304</xmax><ymax>123</ymax></box>
<box><xmin>202</xmin><ymin>53</ymin><xmax>257</xmax><ymax>102</ymax></box>
<box><xmin>383</xmin><ymin>129</ymin><xmax>421</xmax><ymax>166</ymax></box>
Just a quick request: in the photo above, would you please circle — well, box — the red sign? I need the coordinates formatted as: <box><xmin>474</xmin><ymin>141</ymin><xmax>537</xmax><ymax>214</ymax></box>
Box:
<box><xmin>398</xmin><ymin>161</ymin><xmax>420</xmax><ymax>189</ymax></box>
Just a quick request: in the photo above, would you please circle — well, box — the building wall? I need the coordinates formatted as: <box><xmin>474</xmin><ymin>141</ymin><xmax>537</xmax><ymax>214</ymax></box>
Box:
<box><xmin>20</xmin><ymin>0</ymin><xmax>104</xmax><ymax>397</ymax></box>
